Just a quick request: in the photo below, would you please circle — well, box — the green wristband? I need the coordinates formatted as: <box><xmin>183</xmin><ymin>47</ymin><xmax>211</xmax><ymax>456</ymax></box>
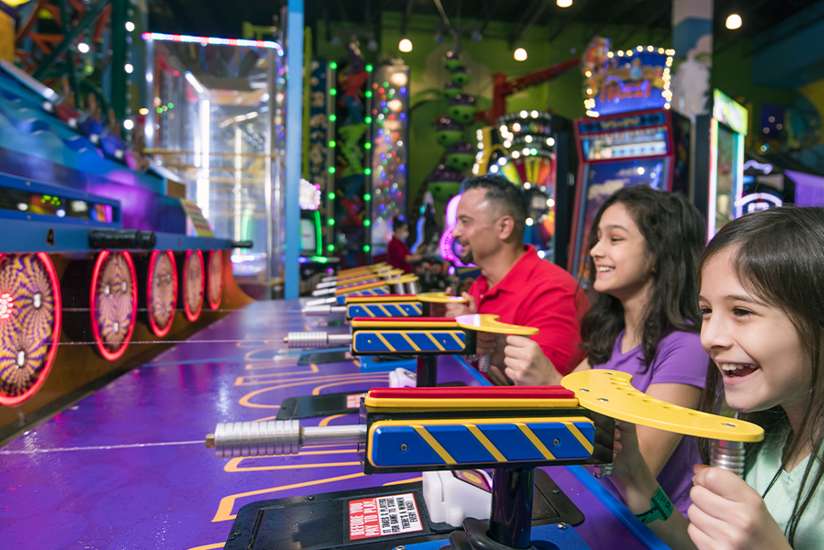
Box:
<box><xmin>635</xmin><ymin>486</ymin><xmax>673</xmax><ymax>525</ymax></box>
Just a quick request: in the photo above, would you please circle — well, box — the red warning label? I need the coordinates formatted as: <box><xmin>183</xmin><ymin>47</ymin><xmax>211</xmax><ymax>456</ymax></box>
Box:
<box><xmin>348</xmin><ymin>492</ymin><xmax>423</xmax><ymax>541</ymax></box>
<box><xmin>346</xmin><ymin>392</ymin><xmax>366</xmax><ymax>409</ymax></box>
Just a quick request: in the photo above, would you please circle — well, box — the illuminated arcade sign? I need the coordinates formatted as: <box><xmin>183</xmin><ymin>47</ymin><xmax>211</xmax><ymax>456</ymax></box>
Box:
<box><xmin>142</xmin><ymin>32</ymin><xmax>283</xmax><ymax>56</ymax></box>
<box><xmin>713</xmin><ymin>90</ymin><xmax>748</xmax><ymax>136</ymax></box>
<box><xmin>582</xmin><ymin>37</ymin><xmax>674</xmax><ymax>117</ymax></box>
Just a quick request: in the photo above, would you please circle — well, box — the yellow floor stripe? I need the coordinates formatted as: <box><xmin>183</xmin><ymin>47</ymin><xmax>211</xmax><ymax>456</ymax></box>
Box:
<box><xmin>383</xmin><ymin>476</ymin><xmax>423</xmax><ymax>486</ymax></box>
<box><xmin>213</xmin><ymin>472</ymin><xmax>366</xmax><ymax>522</ymax></box>
<box><xmin>517</xmin><ymin>423</ymin><xmax>556</xmax><ymax>460</ymax></box>
<box><xmin>319</xmin><ymin>413</ymin><xmax>347</xmax><ymax>427</ymax></box>
<box><xmin>226</xmin><ymin>460</ymin><xmax>360</xmax><ymax>472</ymax></box>
<box><xmin>466</xmin><ymin>424</ymin><xmax>506</xmax><ymax>462</ymax></box>
<box><xmin>564</xmin><ymin>422</ymin><xmax>595</xmax><ymax>455</ymax></box>
<box><xmin>412</xmin><ymin>425</ymin><xmax>456</xmax><ymax>465</ymax></box>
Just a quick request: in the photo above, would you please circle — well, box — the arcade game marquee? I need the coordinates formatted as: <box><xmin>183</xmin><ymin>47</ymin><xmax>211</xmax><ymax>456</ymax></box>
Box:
<box><xmin>569</xmin><ymin>38</ymin><xmax>691</xmax><ymax>281</ymax></box>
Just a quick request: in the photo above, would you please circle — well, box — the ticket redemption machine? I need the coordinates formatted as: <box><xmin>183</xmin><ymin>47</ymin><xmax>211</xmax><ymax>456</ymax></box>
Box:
<box><xmin>473</xmin><ymin>111</ymin><xmax>576</xmax><ymax>266</ymax></box>
<box><xmin>569</xmin><ymin>40</ymin><xmax>690</xmax><ymax>281</ymax></box>
<box><xmin>694</xmin><ymin>90</ymin><xmax>749</xmax><ymax>237</ymax></box>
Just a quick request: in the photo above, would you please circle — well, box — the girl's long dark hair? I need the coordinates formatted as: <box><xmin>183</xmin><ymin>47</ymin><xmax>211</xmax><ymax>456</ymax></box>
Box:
<box><xmin>698</xmin><ymin>207</ymin><xmax>824</xmax><ymax>545</ymax></box>
<box><xmin>581</xmin><ymin>186</ymin><xmax>705</xmax><ymax>368</ymax></box>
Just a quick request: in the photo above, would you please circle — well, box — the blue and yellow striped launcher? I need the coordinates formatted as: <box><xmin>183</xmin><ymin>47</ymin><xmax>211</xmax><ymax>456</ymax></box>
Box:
<box><xmin>361</xmin><ymin>385</ymin><xmax>609</xmax><ymax>474</ymax></box>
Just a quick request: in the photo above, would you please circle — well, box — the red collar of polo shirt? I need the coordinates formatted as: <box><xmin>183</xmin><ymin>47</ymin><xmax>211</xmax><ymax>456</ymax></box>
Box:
<box><xmin>476</xmin><ymin>245</ymin><xmax>540</xmax><ymax>299</ymax></box>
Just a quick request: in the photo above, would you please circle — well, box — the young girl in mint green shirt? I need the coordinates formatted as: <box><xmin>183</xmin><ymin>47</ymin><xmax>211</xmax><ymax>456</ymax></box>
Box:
<box><xmin>609</xmin><ymin>207</ymin><xmax>824</xmax><ymax>550</ymax></box>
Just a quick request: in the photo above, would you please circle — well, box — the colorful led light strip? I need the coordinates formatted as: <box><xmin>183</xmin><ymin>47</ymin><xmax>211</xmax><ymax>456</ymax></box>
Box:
<box><xmin>142</xmin><ymin>32</ymin><xmax>283</xmax><ymax>56</ymax></box>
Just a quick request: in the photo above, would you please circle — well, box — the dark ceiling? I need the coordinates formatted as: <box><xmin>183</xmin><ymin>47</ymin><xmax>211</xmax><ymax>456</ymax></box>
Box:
<box><xmin>149</xmin><ymin>0</ymin><xmax>823</xmax><ymax>53</ymax></box>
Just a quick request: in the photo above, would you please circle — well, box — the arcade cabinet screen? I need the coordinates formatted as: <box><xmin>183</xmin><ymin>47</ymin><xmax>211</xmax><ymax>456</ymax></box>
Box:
<box><xmin>573</xmin><ymin>157</ymin><xmax>666</xmax><ymax>280</ymax></box>
<box><xmin>715</xmin><ymin>125</ymin><xmax>735</xmax><ymax>232</ymax></box>
<box><xmin>300</xmin><ymin>218</ymin><xmax>317</xmax><ymax>254</ymax></box>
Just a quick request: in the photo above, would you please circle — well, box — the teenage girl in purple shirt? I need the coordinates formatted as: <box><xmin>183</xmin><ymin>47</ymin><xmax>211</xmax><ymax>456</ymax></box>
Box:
<box><xmin>505</xmin><ymin>186</ymin><xmax>709</xmax><ymax>513</ymax></box>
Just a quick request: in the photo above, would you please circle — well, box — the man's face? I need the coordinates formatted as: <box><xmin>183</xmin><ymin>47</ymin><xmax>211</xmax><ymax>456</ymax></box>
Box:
<box><xmin>452</xmin><ymin>188</ymin><xmax>505</xmax><ymax>265</ymax></box>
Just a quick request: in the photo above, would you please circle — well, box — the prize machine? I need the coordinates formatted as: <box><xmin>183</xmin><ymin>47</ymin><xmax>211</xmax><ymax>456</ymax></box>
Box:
<box><xmin>473</xmin><ymin>110</ymin><xmax>576</xmax><ymax>265</ymax></box>
<box><xmin>741</xmin><ymin>157</ymin><xmax>824</xmax><ymax>211</ymax></box>
<box><xmin>569</xmin><ymin>38</ymin><xmax>690</xmax><ymax>281</ymax></box>
<box><xmin>694</xmin><ymin>90</ymin><xmax>749</xmax><ymax>237</ymax></box>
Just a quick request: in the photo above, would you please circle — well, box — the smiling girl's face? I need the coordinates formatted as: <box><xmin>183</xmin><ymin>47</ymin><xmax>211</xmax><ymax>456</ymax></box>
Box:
<box><xmin>589</xmin><ymin>203</ymin><xmax>654</xmax><ymax>300</ymax></box>
<box><xmin>699</xmin><ymin>246</ymin><xmax>810</xmax><ymax>416</ymax></box>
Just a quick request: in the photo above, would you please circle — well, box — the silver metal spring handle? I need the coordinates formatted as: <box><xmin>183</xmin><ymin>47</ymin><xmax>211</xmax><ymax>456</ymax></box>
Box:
<box><xmin>301</xmin><ymin>305</ymin><xmax>346</xmax><ymax>316</ymax></box>
<box><xmin>311</xmin><ymin>287</ymin><xmax>336</xmax><ymax>297</ymax></box>
<box><xmin>304</xmin><ymin>296</ymin><xmax>337</xmax><ymax>307</ymax></box>
<box><xmin>710</xmin><ymin>440</ymin><xmax>746</xmax><ymax>476</ymax></box>
<box><xmin>283</xmin><ymin>331</ymin><xmax>352</xmax><ymax>348</ymax></box>
<box><xmin>206</xmin><ymin>420</ymin><xmax>366</xmax><ymax>458</ymax></box>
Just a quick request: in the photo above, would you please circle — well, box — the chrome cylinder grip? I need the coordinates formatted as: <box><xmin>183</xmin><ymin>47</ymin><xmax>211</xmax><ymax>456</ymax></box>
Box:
<box><xmin>311</xmin><ymin>287</ymin><xmax>335</xmax><ymax>297</ymax></box>
<box><xmin>283</xmin><ymin>331</ymin><xmax>352</xmax><ymax>348</ymax></box>
<box><xmin>301</xmin><ymin>305</ymin><xmax>346</xmax><ymax>316</ymax></box>
<box><xmin>305</xmin><ymin>296</ymin><xmax>336</xmax><ymax>307</ymax></box>
<box><xmin>209</xmin><ymin>420</ymin><xmax>301</xmax><ymax>458</ymax></box>
<box><xmin>710</xmin><ymin>440</ymin><xmax>746</xmax><ymax>477</ymax></box>
<box><xmin>206</xmin><ymin>421</ymin><xmax>366</xmax><ymax>457</ymax></box>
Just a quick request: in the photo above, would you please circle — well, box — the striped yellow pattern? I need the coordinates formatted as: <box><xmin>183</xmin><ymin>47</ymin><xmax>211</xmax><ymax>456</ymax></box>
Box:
<box><xmin>425</xmin><ymin>332</ymin><xmax>446</xmax><ymax>352</ymax></box>
<box><xmin>517</xmin><ymin>423</ymin><xmax>556</xmax><ymax>460</ymax></box>
<box><xmin>564</xmin><ymin>421</ymin><xmax>595</xmax><ymax>454</ymax></box>
<box><xmin>466</xmin><ymin>424</ymin><xmax>507</xmax><ymax>462</ymax></box>
<box><xmin>412</xmin><ymin>425</ymin><xmax>456</xmax><ymax>465</ymax></box>
<box><xmin>374</xmin><ymin>332</ymin><xmax>395</xmax><ymax>352</ymax></box>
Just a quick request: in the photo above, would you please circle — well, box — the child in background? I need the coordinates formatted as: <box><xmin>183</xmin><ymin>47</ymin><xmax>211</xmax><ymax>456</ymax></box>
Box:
<box><xmin>503</xmin><ymin>186</ymin><xmax>709</xmax><ymax>515</ymax></box>
<box><xmin>610</xmin><ymin>207</ymin><xmax>824</xmax><ymax>550</ymax></box>
<box><xmin>386</xmin><ymin>217</ymin><xmax>421</xmax><ymax>273</ymax></box>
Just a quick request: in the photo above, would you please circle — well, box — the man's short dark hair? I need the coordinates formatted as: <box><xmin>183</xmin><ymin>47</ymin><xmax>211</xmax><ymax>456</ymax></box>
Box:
<box><xmin>461</xmin><ymin>174</ymin><xmax>527</xmax><ymax>237</ymax></box>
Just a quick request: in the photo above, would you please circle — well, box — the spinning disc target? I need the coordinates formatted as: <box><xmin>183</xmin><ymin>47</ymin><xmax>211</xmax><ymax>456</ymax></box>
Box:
<box><xmin>207</xmin><ymin>250</ymin><xmax>223</xmax><ymax>311</ymax></box>
<box><xmin>182</xmin><ymin>249</ymin><xmax>205</xmax><ymax>322</ymax></box>
<box><xmin>90</xmin><ymin>251</ymin><xmax>137</xmax><ymax>362</ymax></box>
<box><xmin>0</xmin><ymin>253</ymin><xmax>62</xmax><ymax>406</ymax></box>
<box><xmin>146</xmin><ymin>250</ymin><xmax>177</xmax><ymax>338</ymax></box>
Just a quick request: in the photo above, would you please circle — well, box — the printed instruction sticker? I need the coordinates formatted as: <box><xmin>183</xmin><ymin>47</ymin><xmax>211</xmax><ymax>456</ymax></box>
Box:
<box><xmin>346</xmin><ymin>392</ymin><xmax>366</xmax><ymax>409</ymax></box>
<box><xmin>348</xmin><ymin>492</ymin><xmax>423</xmax><ymax>541</ymax></box>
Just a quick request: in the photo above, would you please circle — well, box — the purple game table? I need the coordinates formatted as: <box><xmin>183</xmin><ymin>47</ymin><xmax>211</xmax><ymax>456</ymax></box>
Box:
<box><xmin>0</xmin><ymin>300</ymin><xmax>663</xmax><ymax>549</ymax></box>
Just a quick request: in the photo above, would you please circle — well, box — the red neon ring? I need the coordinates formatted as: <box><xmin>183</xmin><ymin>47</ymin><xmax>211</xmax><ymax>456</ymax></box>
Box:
<box><xmin>182</xmin><ymin>249</ymin><xmax>205</xmax><ymax>322</ymax></box>
<box><xmin>89</xmin><ymin>250</ymin><xmax>138</xmax><ymax>362</ymax></box>
<box><xmin>0</xmin><ymin>253</ymin><xmax>63</xmax><ymax>406</ymax></box>
<box><xmin>146</xmin><ymin>250</ymin><xmax>178</xmax><ymax>338</ymax></box>
<box><xmin>207</xmin><ymin>249</ymin><xmax>224</xmax><ymax>311</ymax></box>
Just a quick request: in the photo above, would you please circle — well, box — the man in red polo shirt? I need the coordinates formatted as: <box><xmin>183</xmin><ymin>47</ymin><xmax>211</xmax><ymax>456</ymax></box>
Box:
<box><xmin>445</xmin><ymin>175</ymin><xmax>587</xmax><ymax>385</ymax></box>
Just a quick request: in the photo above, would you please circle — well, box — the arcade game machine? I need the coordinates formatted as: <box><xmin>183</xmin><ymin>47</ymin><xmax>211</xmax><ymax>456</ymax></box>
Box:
<box><xmin>0</xmin><ymin>49</ymin><xmax>251</xmax><ymax>435</ymax></box>
<box><xmin>741</xmin><ymin>157</ymin><xmax>824</xmax><ymax>212</ymax></box>
<box><xmin>569</xmin><ymin>39</ymin><xmax>690</xmax><ymax>281</ymax></box>
<box><xmin>366</xmin><ymin>60</ymin><xmax>410</xmax><ymax>258</ymax></box>
<box><xmin>473</xmin><ymin>110</ymin><xmax>576</xmax><ymax>265</ymax></box>
<box><xmin>694</xmin><ymin>90</ymin><xmax>749</xmax><ymax>237</ymax></box>
<box><xmin>142</xmin><ymin>32</ymin><xmax>285</xmax><ymax>298</ymax></box>
<box><xmin>299</xmin><ymin>179</ymin><xmax>336</xmax><ymax>291</ymax></box>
